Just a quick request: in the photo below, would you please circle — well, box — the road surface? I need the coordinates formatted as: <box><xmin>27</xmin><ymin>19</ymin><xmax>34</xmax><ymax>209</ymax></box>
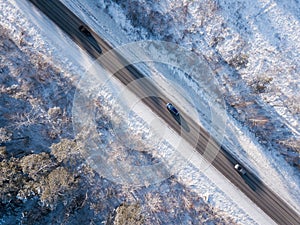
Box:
<box><xmin>27</xmin><ymin>0</ymin><xmax>300</xmax><ymax>224</ymax></box>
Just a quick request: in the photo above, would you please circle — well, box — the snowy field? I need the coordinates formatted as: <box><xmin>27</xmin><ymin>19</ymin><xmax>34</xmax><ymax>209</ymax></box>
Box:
<box><xmin>0</xmin><ymin>0</ymin><xmax>299</xmax><ymax>224</ymax></box>
<box><xmin>60</xmin><ymin>0</ymin><xmax>300</xmax><ymax>212</ymax></box>
<box><xmin>0</xmin><ymin>0</ymin><xmax>256</xmax><ymax>224</ymax></box>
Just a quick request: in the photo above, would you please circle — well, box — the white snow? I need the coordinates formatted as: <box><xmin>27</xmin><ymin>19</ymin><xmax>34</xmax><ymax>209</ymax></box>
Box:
<box><xmin>73</xmin><ymin>59</ymin><xmax>273</xmax><ymax>224</ymax></box>
<box><xmin>59</xmin><ymin>0</ymin><xmax>300</xmax><ymax>214</ymax></box>
<box><xmin>1</xmin><ymin>0</ymin><xmax>299</xmax><ymax>224</ymax></box>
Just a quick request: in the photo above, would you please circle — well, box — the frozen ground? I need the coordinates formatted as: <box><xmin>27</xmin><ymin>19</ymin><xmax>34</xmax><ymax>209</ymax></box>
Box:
<box><xmin>0</xmin><ymin>0</ymin><xmax>298</xmax><ymax>224</ymax></box>
<box><xmin>0</xmin><ymin>0</ymin><xmax>267</xmax><ymax>224</ymax></box>
<box><xmin>61</xmin><ymin>0</ymin><xmax>300</xmax><ymax>213</ymax></box>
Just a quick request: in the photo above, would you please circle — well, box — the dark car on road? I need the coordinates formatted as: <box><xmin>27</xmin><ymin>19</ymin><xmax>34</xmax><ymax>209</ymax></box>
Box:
<box><xmin>79</xmin><ymin>25</ymin><xmax>92</xmax><ymax>36</ymax></box>
<box><xmin>166</xmin><ymin>103</ymin><xmax>179</xmax><ymax>116</ymax></box>
<box><xmin>79</xmin><ymin>25</ymin><xmax>102</xmax><ymax>54</ymax></box>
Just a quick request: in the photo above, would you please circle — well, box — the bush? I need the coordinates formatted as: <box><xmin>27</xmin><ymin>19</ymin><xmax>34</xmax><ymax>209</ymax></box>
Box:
<box><xmin>40</xmin><ymin>167</ymin><xmax>76</xmax><ymax>208</ymax></box>
<box><xmin>20</xmin><ymin>152</ymin><xmax>56</xmax><ymax>181</ymax></box>
<box><xmin>111</xmin><ymin>203</ymin><xmax>144</xmax><ymax>225</ymax></box>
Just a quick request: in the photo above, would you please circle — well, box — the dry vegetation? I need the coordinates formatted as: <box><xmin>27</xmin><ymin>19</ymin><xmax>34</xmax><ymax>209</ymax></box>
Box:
<box><xmin>106</xmin><ymin>0</ymin><xmax>300</xmax><ymax>169</ymax></box>
<box><xmin>0</xmin><ymin>23</ymin><xmax>238</xmax><ymax>224</ymax></box>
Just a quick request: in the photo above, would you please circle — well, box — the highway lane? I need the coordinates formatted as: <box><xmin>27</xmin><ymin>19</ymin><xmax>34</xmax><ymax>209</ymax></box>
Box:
<box><xmin>27</xmin><ymin>0</ymin><xmax>300</xmax><ymax>224</ymax></box>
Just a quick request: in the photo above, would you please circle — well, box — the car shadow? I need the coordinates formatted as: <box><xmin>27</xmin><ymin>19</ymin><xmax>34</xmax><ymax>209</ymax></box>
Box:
<box><xmin>243</xmin><ymin>175</ymin><xmax>257</xmax><ymax>192</ymax></box>
<box><xmin>244</xmin><ymin>170</ymin><xmax>264</xmax><ymax>193</ymax></box>
<box><xmin>171</xmin><ymin>114</ymin><xmax>190</xmax><ymax>133</ymax></box>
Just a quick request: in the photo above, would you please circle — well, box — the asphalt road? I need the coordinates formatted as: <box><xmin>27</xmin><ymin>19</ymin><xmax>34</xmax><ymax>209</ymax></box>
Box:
<box><xmin>27</xmin><ymin>0</ymin><xmax>300</xmax><ymax>224</ymax></box>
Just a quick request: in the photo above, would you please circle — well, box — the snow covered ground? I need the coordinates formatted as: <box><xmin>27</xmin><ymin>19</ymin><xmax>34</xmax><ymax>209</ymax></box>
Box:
<box><xmin>60</xmin><ymin>0</ymin><xmax>300</xmax><ymax>213</ymax></box>
<box><xmin>0</xmin><ymin>0</ymin><xmax>299</xmax><ymax>224</ymax></box>
<box><xmin>0</xmin><ymin>0</ymin><xmax>256</xmax><ymax>224</ymax></box>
